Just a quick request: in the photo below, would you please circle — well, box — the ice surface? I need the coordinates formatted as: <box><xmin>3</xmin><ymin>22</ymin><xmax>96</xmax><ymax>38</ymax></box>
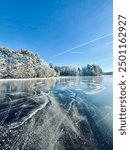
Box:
<box><xmin>0</xmin><ymin>76</ymin><xmax>113</xmax><ymax>150</ymax></box>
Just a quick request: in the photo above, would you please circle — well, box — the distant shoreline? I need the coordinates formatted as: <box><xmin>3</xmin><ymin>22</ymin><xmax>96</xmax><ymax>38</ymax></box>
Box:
<box><xmin>0</xmin><ymin>75</ymin><xmax>113</xmax><ymax>82</ymax></box>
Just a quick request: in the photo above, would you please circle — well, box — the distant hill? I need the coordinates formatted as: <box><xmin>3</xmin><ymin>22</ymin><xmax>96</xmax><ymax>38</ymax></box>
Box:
<box><xmin>102</xmin><ymin>72</ymin><xmax>113</xmax><ymax>75</ymax></box>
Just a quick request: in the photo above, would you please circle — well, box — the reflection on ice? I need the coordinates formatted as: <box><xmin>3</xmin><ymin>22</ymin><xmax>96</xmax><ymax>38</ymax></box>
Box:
<box><xmin>0</xmin><ymin>76</ymin><xmax>113</xmax><ymax>150</ymax></box>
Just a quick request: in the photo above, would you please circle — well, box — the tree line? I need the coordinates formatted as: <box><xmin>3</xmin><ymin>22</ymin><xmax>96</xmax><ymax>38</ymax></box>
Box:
<box><xmin>49</xmin><ymin>64</ymin><xmax>103</xmax><ymax>76</ymax></box>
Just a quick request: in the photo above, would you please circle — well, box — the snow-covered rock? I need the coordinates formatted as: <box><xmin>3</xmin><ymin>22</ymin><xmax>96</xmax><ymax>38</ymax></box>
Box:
<box><xmin>0</xmin><ymin>47</ymin><xmax>56</xmax><ymax>79</ymax></box>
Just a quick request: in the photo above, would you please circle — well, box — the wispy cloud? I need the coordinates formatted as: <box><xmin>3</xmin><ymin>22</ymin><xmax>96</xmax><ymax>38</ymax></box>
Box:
<box><xmin>71</xmin><ymin>51</ymin><xmax>83</xmax><ymax>54</ymax></box>
<box><xmin>50</xmin><ymin>33</ymin><xmax>112</xmax><ymax>59</ymax></box>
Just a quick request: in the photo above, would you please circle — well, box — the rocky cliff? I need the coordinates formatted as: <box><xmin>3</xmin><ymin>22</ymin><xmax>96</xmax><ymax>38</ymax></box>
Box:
<box><xmin>0</xmin><ymin>47</ymin><xmax>56</xmax><ymax>79</ymax></box>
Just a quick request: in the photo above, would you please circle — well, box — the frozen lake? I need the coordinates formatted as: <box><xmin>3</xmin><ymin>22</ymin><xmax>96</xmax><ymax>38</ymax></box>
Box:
<box><xmin>0</xmin><ymin>76</ymin><xmax>113</xmax><ymax>150</ymax></box>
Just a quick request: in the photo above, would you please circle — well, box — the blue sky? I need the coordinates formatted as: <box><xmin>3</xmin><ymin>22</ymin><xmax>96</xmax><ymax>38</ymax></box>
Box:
<box><xmin>0</xmin><ymin>0</ymin><xmax>113</xmax><ymax>71</ymax></box>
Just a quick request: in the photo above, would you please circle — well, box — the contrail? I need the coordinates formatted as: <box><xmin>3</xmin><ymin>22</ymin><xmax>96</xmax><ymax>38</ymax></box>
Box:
<box><xmin>50</xmin><ymin>33</ymin><xmax>112</xmax><ymax>59</ymax></box>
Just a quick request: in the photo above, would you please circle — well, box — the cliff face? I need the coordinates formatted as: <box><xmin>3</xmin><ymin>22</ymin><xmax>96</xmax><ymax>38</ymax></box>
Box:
<box><xmin>0</xmin><ymin>47</ymin><xmax>56</xmax><ymax>79</ymax></box>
